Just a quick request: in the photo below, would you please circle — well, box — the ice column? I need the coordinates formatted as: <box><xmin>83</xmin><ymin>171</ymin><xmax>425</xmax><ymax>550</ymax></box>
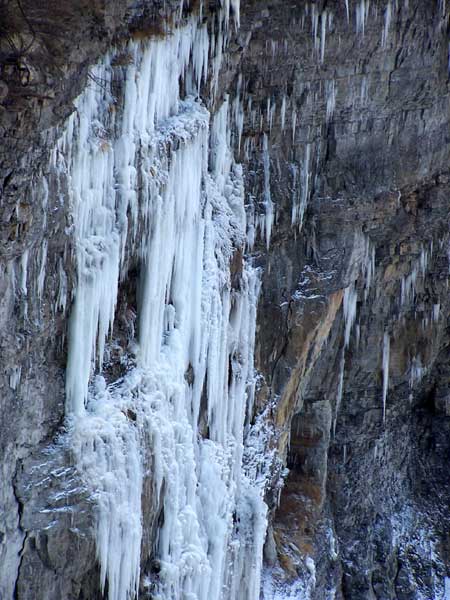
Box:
<box><xmin>59</xmin><ymin>12</ymin><xmax>267</xmax><ymax>600</ymax></box>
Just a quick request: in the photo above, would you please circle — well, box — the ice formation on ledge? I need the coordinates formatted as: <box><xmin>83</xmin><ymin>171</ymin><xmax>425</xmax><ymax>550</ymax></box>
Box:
<box><xmin>53</xmin><ymin>11</ymin><xmax>268</xmax><ymax>600</ymax></box>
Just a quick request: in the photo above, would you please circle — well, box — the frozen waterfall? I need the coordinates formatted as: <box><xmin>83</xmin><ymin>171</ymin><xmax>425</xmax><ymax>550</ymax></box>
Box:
<box><xmin>54</xmin><ymin>12</ymin><xmax>268</xmax><ymax>600</ymax></box>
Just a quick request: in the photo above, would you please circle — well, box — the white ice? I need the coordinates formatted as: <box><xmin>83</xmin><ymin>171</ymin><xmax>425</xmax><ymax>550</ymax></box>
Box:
<box><xmin>55</xmin><ymin>11</ymin><xmax>268</xmax><ymax>600</ymax></box>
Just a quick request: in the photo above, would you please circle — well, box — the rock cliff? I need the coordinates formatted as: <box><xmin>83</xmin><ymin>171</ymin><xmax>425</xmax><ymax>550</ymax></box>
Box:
<box><xmin>0</xmin><ymin>1</ymin><xmax>449</xmax><ymax>599</ymax></box>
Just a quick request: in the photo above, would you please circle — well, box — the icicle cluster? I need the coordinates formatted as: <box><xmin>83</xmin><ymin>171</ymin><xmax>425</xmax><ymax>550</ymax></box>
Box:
<box><xmin>355</xmin><ymin>0</ymin><xmax>370</xmax><ymax>35</ymax></box>
<box><xmin>291</xmin><ymin>144</ymin><xmax>312</xmax><ymax>229</ymax></box>
<box><xmin>333</xmin><ymin>234</ymin><xmax>376</xmax><ymax>430</ymax></box>
<box><xmin>50</xmin><ymin>13</ymin><xmax>268</xmax><ymax>600</ymax></box>
<box><xmin>400</xmin><ymin>244</ymin><xmax>431</xmax><ymax>307</ymax></box>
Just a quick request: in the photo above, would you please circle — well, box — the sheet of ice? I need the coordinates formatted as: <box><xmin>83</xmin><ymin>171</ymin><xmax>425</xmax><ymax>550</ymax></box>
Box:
<box><xmin>64</xmin><ymin>20</ymin><xmax>210</xmax><ymax>417</ymax></box>
<box><xmin>57</xmin><ymin>12</ymin><xmax>267</xmax><ymax>600</ymax></box>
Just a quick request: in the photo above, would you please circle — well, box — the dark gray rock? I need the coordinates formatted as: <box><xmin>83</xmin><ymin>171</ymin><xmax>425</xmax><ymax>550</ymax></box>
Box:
<box><xmin>1</xmin><ymin>1</ymin><xmax>450</xmax><ymax>598</ymax></box>
<box><xmin>231</xmin><ymin>1</ymin><xmax>450</xmax><ymax>597</ymax></box>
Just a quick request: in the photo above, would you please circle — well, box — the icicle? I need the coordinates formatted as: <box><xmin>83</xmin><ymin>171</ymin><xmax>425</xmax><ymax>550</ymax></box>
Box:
<box><xmin>9</xmin><ymin>366</ymin><xmax>21</xmax><ymax>390</ymax></box>
<box><xmin>269</xmin><ymin>100</ymin><xmax>276</xmax><ymax>132</ymax></box>
<box><xmin>410</xmin><ymin>356</ymin><xmax>425</xmax><ymax>389</ymax></box>
<box><xmin>292</xmin><ymin>107</ymin><xmax>297</xmax><ymax>143</ymax></box>
<box><xmin>381</xmin><ymin>1</ymin><xmax>392</xmax><ymax>48</ymax></box>
<box><xmin>433</xmin><ymin>303</ymin><xmax>440</xmax><ymax>322</ymax></box>
<box><xmin>270</xmin><ymin>40</ymin><xmax>277</xmax><ymax>58</ymax></box>
<box><xmin>360</xmin><ymin>75</ymin><xmax>368</xmax><ymax>105</ymax></box>
<box><xmin>420</xmin><ymin>246</ymin><xmax>428</xmax><ymax>275</ymax></box>
<box><xmin>56</xmin><ymin>13</ymin><xmax>268</xmax><ymax>600</ymax></box>
<box><xmin>233</xmin><ymin>75</ymin><xmax>244</xmax><ymax>151</ymax></box>
<box><xmin>261</xmin><ymin>133</ymin><xmax>274</xmax><ymax>248</ymax></box>
<box><xmin>345</xmin><ymin>0</ymin><xmax>350</xmax><ymax>23</ymax></box>
<box><xmin>363</xmin><ymin>237</ymin><xmax>375</xmax><ymax>300</ymax></box>
<box><xmin>399</xmin><ymin>243</ymin><xmax>430</xmax><ymax>306</ymax></box>
<box><xmin>333</xmin><ymin>350</ymin><xmax>346</xmax><ymax>436</ymax></box>
<box><xmin>311</xmin><ymin>5</ymin><xmax>319</xmax><ymax>52</ymax></box>
<box><xmin>343</xmin><ymin>284</ymin><xmax>358</xmax><ymax>347</ymax></box>
<box><xmin>20</xmin><ymin>249</ymin><xmax>29</xmax><ymax>318</ymax></box>
<box><xmin>231</xmin><ymin>0</ymin><xmax>241</xmax><ymax>28</ymax></box>
<box><xmin>280</xmin><ymin>95</ymin><xmax>287</xmax><ymax>131</ymax></box>
<box><xmin>356</xmin><ymin>0</ymin><xmax>369</xmax><ymax>35</ymax></box>
<box><xmin>328</xmin><ymin>12</ymin><xmax>334</xmax><ymax>31</ymax></box>
<box><xmin>7</xmin><ymin>261</ymin><xmax>16</xmax><ymax>301</ymax></box>
<box><xmin>326</xmin><ymin>79</ymin><xmax>336</xmax><ymax>123</ymax></box>
<box><xmin>320</xmin><ymin>11</ymin><xmax>328</xmax><ymax>62</ymax></box>
<box><xmin>20</xmin><ymin>249</ymin><xmax>28</xmax><ymax>296</ymax></box>
<box><xmin>37</xmin><ymin>240</ymin><xmax>48</xmax><ymax>301</ymax></box>
<box><xmin>65</xmin><ymin>20</ymin><xmax>211</xmax><ymax>416</ymax></box>
<box><xmin>290</xmin><ymin>163</ymin><xmax>299</xmax><ymax>226</ymax></box>
<box><xmin>291</xmin><ymin>143</ymin><xmax>311</xmax><ymax>228</ymax></box>
<box><xmin>41</xmin><ymin>176</ymin><xmax>49</xmax><ymax>230</ymax></box>
<box><xmin>56</xmin><ymin>259</ymin><xmax>68</xmax><ymax>313</ymax></box>
<box><xmin>382</xmin><ymin>332</ymin><xmax>390</xmax><ymax>423</ymax></box>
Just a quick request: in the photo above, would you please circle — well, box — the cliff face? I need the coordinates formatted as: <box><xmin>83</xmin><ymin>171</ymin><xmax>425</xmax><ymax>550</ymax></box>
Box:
<box><xmin>1</xmin><ymin>1</ymin><xmax>449</xmax><ymax>599</ymax></box>
<box><xmin>234</xmin><ymin>2</ymin><xmax>450</xmax><ymax>597</ymax></box>
<box><xmin>0</xmin><ymin>3</ymin><xmax>183</xmax><ymax>597</ymax></box>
